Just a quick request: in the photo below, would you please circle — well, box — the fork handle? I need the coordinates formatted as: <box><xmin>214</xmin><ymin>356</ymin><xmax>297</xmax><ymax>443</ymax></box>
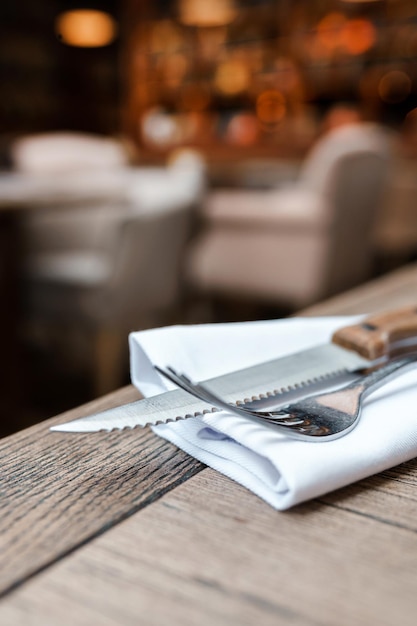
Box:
<box><xmin>331</xmin><ymin>307</ymin><xmax>417</xmax><ymax>360</ymax></box>
<box><xmin>341</xmin><ymin>354</ymin><xmax>417</xmax><ymax>400</ymax></box>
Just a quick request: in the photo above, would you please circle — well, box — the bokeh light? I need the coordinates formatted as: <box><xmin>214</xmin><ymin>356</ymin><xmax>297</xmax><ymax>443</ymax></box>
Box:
<box><xmin>214</xmin><ymin>60</ymin><xmax>251</xmax><ymax>95</ymax></box>
<box><xmin>314</xmin><ymin>13</ymin><xmax>375</xmax><ymax>57</ymax></box>
<box><xmin>55</xmin><ymin>10</ymin><xmax>117</xmax><ymax>48</ymax></box>
<box><xmin>343</xmin><ymin>19</ymin><xmax>376</xmax><ymax>55</ymax></box>
<box><xmin>141</xmin><ymin>108</ymin><xmax>181</xmax><ymax>147</ymax></box>
<box><xmin>226</xmin><ymin>113</ymin><xmax>259</xmax><ymax>146</ymax></box>
<box><xmin>316</xmin><ymin>13</ymin><xmax>347</xmax><ymax>52</ymax></box>
<box><xmin>178</xmin><ymin>0</ymin><xmax>237</xmax><ymax>27</ymax></box>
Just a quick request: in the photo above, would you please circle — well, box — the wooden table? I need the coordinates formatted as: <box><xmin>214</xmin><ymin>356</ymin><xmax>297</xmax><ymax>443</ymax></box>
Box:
<box><xmin>2</xmin><ymin>262</ymin><xmax>417</xmax><ymax>625</ymax></box>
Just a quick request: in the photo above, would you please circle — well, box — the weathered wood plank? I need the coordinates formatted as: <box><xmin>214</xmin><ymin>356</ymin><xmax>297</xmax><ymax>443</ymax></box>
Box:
<box><xmin>301</xmin><ymin>262</ymin><xmax>417</xmax><ymax>317</ymax></box>
<box><xmin>2</xmin><ymin>469</ymin><xmax>417</xmax><ymax>626</ymax></box>
<box><xmin>0</xmin><ymin>387</ymin><xmax>204</xmax><ymax>597</ymax></box>
<box><xmin>318</xmin><ymin>459</ymin><xmax>417</xmax><ymax>529</ymax></box>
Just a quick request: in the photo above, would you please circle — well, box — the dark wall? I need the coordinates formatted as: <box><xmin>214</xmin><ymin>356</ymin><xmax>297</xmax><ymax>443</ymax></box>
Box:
<box><xmin>0</xmin><ymin>1</ymin><xmax>121</xmax><ymax>137</ymax></box>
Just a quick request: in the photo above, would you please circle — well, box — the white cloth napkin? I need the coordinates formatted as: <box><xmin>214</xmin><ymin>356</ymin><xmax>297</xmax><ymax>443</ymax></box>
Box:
<box><xmin>129</xmin><ymin>317</ymin><xmax>417</xmax><ymax>510</ymax></box>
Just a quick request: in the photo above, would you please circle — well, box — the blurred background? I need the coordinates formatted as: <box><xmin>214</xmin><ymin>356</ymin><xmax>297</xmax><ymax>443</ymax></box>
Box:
<box><xmin>2</xmin><ymin>0</ymin><xmax>417</xmax><ymax>435</ymax></box>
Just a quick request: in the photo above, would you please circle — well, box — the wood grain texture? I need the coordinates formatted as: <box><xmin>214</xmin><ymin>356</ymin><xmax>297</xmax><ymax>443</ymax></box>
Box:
<box><xmin>0</xmin><ymin>387</ymin><xmax>204</xmax><ymax>597</ymax></box>
<box><xmin>301</xmin><ymin>262</ymin><xmax>417</xmax><ymax>317</ymax></box>
<box><xmin>2</xmin><ymin>467</ymin><xmax>417</xmax><ymax>626</ymax></box>
<box><xmin>2</xmin><ymin>262</ymin><xmax>417</xmax><ymax>623</ymax></box>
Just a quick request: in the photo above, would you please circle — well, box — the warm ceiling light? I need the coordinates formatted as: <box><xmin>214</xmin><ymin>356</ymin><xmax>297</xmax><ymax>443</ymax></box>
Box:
<box><xmin>55</xmin><ymin>10</ymin><xmax>117</xmax><ymax>48</ymax></box>
<box><xmin>178</xmin><ymin>0</ymin><xmax>237</xmax><ymax>27</ymax></box>
<box><xmin>214</xmin><ymin>60</ymin><xmax>250</xmax><ymax>95</ymax></box>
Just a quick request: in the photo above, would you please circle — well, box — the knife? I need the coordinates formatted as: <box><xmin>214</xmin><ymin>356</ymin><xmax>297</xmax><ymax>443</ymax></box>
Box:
<box><xmin>51</xmin><ymin>307</ymin><xmax>417</xmax><ymax>433</ymax></box>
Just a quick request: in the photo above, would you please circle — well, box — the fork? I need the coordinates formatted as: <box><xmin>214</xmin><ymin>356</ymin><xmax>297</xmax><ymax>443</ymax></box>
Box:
<box><xmin>155</xmin><ymin>355</ymin><xmax>417</xmax><ymax>441</ymax></box>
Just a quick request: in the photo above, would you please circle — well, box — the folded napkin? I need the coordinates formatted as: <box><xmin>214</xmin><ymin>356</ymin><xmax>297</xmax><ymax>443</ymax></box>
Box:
<box><xmin>129</xmin><ymin>317</ymin><xmax>417</xmax><ymax>510</ymax></box>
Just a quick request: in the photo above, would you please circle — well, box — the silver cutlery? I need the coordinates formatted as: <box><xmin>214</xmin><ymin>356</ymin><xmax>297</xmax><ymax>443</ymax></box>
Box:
<box><xmin>51</xmin><ymin>307</ymin><xmax>417</xmax><ymax>435</ymax></box>
<box><xmin>156</xmin><ymin>355</ymin><xmax>417</xmax><ymax>441</ymax></box>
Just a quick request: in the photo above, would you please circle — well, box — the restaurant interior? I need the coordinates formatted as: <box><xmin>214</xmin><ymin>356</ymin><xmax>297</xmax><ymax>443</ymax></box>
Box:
<box><xmin>1</xmin><ymin>0</ymin><xmax>417</xmax><ymax>436</ymax></box>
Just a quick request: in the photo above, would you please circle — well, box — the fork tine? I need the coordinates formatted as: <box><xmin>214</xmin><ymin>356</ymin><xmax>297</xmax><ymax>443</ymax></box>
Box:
<box><xmin>156</xmin><ymin>366</ymin><xmax>216</xmax><ymax>406</ymax></box>
<box><xmin>155</xmin><ymin>365</ymin><xmax>305</xmax><ymax>426</ymax></box>
<box><xmin>156</xmin><ymin>357</ymin><xmax>417</xmax><ymax>441</ymax></box>
<box><xmin>171</xmin><ymin>372</ymin><xmax>299</xmax><ymax>423</ymax></box>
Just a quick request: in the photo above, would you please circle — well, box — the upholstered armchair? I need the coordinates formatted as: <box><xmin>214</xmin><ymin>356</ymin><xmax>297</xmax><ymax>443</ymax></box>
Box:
<box><xmin>25</xmin><ymin>203</ymin><xmax>195</xmax><ymax>395</ymax></box>
<box><xmin>187</xmin><ymin>122</ymin><xmax>393</xmax><ymax>311</ymax></box>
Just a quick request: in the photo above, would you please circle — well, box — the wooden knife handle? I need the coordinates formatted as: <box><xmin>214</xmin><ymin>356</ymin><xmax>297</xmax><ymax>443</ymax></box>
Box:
<box><xmin>331</xmin><ymin>306</ymin><xmax>417</xmax><ymax>360</ymax></box>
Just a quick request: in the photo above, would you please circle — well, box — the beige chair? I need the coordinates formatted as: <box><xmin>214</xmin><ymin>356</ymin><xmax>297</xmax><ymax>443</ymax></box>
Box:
<box><xmin>187</xmin><ymin>122</ymin><xmax>393</xmax><ymax>311</ymax></box>
<box><xmin>13</xmin><ymin>131</ymin><xmax>132</xmax><ymax>259</ymax></box>
<box><xmin>15</xmin><ymin>135</ymin><xmax>206</xmax><ymax>394</ymax></box>
<box><xmin>24</xmin><ymin>202</ymin><xmax>194</xmax><ymax>396</ymax></box>
<box><xmin>19</xmin><ymin>143</ymin><xmax>206</xmax><ymax>259</ymax></box>
<box><xmin>11</xmin><ymin>131</ymin><xmax>130</xmax><ymax>174</ymax></box>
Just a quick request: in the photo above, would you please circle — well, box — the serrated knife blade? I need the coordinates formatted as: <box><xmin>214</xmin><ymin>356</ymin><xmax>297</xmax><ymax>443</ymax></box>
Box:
<box><xmin>50</xmin><ymin>343</ymin><xmax>368</xmax><ymax>433</ymax></box>
<box><xmin>50</xmin><ymin>307</ymin><xmax>417</xmax><ymax>434</ymax></box>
